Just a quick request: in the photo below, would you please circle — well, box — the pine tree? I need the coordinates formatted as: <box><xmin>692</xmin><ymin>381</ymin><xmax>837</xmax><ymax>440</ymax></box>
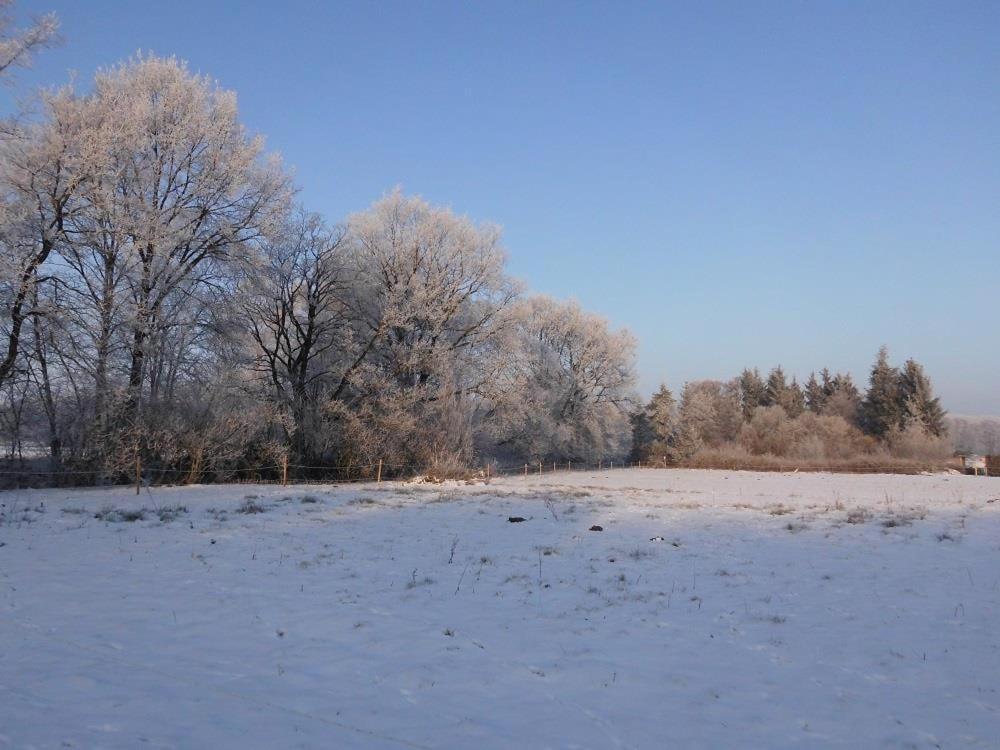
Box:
<box><xmin>824</xmin><ymin>372</ymin><xmax>861</xmax><ymax>423</ymax></box>
<box><xmin>629</xmin><ymin>409</ymin><xmax>655</xmax><ymax>461</ymax></box>
<box><xmin>805</xmin><ymin>372</ymin><xmax>825</xmax><ymax>413</ymax></box>
<box><xmin>859</xmin><ymin>346</ymin><xmax>903</xmax><ymax>438</ymax></box>
<box><xmin>784</xmin><ymin>377</ymin><xmax>806</xmax><ymax>417</ymax></box>
<box><xmin>829</xmin><ymin>371</ymin><xmax>859</xmax><ymax>399</ymax></box>
<box><xmin>647</xmin><ymin>384</ymin><xmax>676</xmax><ymax>442</ymax></box>
<box><xmin>738</xmin><ymin>368</ymin><xmax>766</xmax><ymax>421</ymax></box>
<box><xmin>631</xmin><ymin>384</ymin><xmax>677</xmax><ymax>462</ymax></box>
<box><xmin>674</xmin><ymin>381</ymin><xmax>715</xmax><ymax>457</ymax></box>
<box><xmin>764</xmin><ymin>367</ymin><xmax>790</xmax><ymax>410</ymax></box>
<box><xmin>899</xmin><ymin>359</ymin><xmax>947</xmax><ymax>436</ymax></box>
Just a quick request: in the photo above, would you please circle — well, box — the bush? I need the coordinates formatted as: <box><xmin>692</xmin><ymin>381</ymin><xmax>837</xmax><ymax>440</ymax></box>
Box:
<box><xmin>792</xmin><ymin>413</ymin><xmax>871</xmax><ymax>460</ymax></box>
<box><xmin>885</xmin><ymin>424</ymin><xmax>953</xmax><ymax>461</ymax></box>
<box><xmin>685</xmin><ymin>446</ymin><xmax>954</xmax><ymax>474</ymax></box>
<box><xmin>740</xmin><ymin>406</ymin><xmax>802</xmax><ymax>456</ymax></box>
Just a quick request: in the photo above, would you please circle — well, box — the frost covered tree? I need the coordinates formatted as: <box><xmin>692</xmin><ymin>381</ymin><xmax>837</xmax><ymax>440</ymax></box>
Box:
<box><xmin>64</xmin><ymin>56</ymin><xmax>291</xmax><ymax>425</ymax></box>
<box><xmin>899</xmin><ymin>358</ymin><xmax>946</xmax><ymax>437</ymax></box>
<box><xmin>0</xmin><ymin>0</ymin><xmax>58</xmax><ymax>81</ymax></box>
<box><xmin>738</xmin><ymin>367</ymin><xmax>766</xmax><ymax>421</ymax></box>
<box><xmin>0</xmin><ymin>55</ymin><xmax>290</xmax><ymax>472</ymax></box>
<box><xmin>486</xmin><ymin>296</ymin><xmax>635</xmax><ymax>463</ymax></box>
<box><xmin>631</xmin><ymin>383</ymin><xmax>676</xmax><ymax>463</ymax></box>
<box><xmin>344</xmin><ymin>190</ymin><xmax>516</xmax><ymax>396</ymax></box>
<box><xmin>241</xmin><ymin>211</ymin><xmax>350</xmax><ymax>463</ymax></box>
<box><xmin>785</xmin><ymin>377</ymin><xmax>805</xmax><ymax>418</ymax></box>
<box><xmin>674</xmin><ymin>379</ymin><xmax>742</xmax><ymax>456</ymax></box>
<box><xmin>859</xmin><ymin>346</ymin><xmax>903</xmax><ymax>438</ymax></box>
<box><xmin>805</xmin><ymin>371</ymin><xmax>825</xmax><ymax>413</ymax></box>
<box><xmin>819</xmin><ymin>371</ymin><xmax>861</xmax><ymax>424</ymax></box>
<box><xmin>0</xmin><ymin>92</ymin><xmax>87</xmax><ymax>393</ymax></box>
<box><xmin>761</xmin><ymin>366</ymin><xmax>803</xmax><ymax>416</ymax></box>
<box><xmin>948</xmin><ymin>416</ymin><xmax>1000</xmax><ymax>455</ymax></box>
<box><xmin>335</xmin><ymin>190</ymin><xmax>519</xmax><ymax>469</ymax></box>
<box><xmin>646</xmin><ymin>384</ymin><xmax>676</xmax><ymax>440</ymax></box>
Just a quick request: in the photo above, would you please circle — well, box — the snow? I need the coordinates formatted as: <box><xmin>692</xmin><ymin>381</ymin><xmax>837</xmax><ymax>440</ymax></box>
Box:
<box><xmin>2</xmin><ymin>468</ymin><xmax>999</xmax><ymax>749</ymax></box>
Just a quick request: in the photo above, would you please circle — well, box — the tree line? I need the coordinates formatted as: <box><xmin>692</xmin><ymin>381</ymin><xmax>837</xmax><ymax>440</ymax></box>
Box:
<box><xmin>631</xmin><ymin>346</ymin><xmax>951</xmax><ymax>467</ymax></box>
<box><xmin>0</xmin><ymin>5</ymin><xmax>961</xmax><ymax>485</ymax></box>
<box><xmin>0</xmin><ymin>23</ymin><xmax>636</xmax><ymax>484</ymax></box>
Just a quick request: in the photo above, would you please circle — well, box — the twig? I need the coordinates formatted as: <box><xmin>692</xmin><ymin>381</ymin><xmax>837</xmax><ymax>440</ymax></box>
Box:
<box><xmin>454</xmin><ymin>561</ymin><xmax>470</xmax><ymax>595</ymax></box>
<box><xmin>544</xmin><ymin>498</ymin><xmax>559</xmax><ymax>521</ymax></box>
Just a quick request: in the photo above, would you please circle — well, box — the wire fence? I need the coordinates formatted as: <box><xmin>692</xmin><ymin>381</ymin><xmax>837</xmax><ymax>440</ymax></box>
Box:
<box><xmin>0</xmin><ymin>455</ymin><xmax>649</xmax><ymax>491</ymax></box>
<box><xmin>0</xmin><ymin>453</ymin><xmax>978</xmax><ymax>492</ymax></box>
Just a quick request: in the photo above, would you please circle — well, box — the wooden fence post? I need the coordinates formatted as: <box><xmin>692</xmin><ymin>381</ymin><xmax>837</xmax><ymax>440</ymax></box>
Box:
<box><xmin>538</xmin><ymin>460</ymin><xmax>542</xmax><ymax>475</ymax></box>
<box><xmin>281</xmin><ymin>455</ymin><xmax>289</xmax><ymax>487</ymax></box>
<box><xmin>524</xmin><ymin>463</ymin><xmax>528</xmax><ymax>478</ymax></box>
<box><xmin>377</xmin><ymin>459</ymin><xmax>383</xmax><ymax>483</ymax></box>
<box><xmin>135</xmin><ymin>453</ymin><xmax>141</xmax><ymax>496</ymax></box>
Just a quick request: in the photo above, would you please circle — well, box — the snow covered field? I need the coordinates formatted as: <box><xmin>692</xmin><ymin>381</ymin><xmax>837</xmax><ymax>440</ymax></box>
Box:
<box><xmin>2</xmin><ymin>468</ymin><xmax>998</xmax><ymax>749</ymax></box>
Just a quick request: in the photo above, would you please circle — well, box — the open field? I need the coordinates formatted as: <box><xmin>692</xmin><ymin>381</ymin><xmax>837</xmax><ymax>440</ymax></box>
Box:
<box><xmin>2</xmin><ymin>469</ymin><xmax>999</xmax><ymax>749</ymax></box>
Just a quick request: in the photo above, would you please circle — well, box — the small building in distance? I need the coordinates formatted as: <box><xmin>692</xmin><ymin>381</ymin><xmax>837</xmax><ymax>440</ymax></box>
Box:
<box><xmin>962</xmin><ymin>454</ymin><xmax>988</xmax><ymax>476</ymax></box>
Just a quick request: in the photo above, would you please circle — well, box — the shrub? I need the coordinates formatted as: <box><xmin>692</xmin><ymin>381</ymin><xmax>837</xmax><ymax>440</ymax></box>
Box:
<box><xmin>792</xmin><ymin>413</ymin><xmax>870</xmax><ymax>460</ymax></box>
<box><xmin>740</xmin><ymin>406</ymin><xmax>802</xmax><ymax>456</ymax></box>
<box><xmin>236</xmin><ymin>499</ymin><xmax>268</xmax><ymax>514</ymax></box>
<box><xmin>885</xmin><ymin>424</ymin><xmax>953</xmax><ymax>461</ymax></box>
<box><xmin>94</xmin><ymin>507</ymin><xmax>146</xmax><ymax>523</ymax></box>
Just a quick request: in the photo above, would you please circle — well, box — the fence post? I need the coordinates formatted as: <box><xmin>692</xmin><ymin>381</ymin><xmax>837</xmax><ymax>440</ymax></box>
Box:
<box><xmin>377</xmin><ymin>459</ymin><xmax>383</xmax><ymax>483</ymax></box>
<box><xmin>538</xmin><ymin>460</ymin><xmax>542</xmax><ymax>475</ymax></box>
<box><xmin>552</xmin><ymin>461</ymin><xmax>556</xmax><ymax>473</ymax></box>
<box><xmin>524</xmin><ymin>463</ymin><xmax>528</xmax><ymax>478</ymax></box>
<box><xmin>568</xmin><ymin>460</ymin><xmax>572</xmax><ymax>472</ymax></box>
<box><xmin>486</xmin><ymin>462</ymin><xmax>491</xmax><ymax>479</ymax></box>
<box><xmin>282</xmin><ymin>455</ymin><xmax>289</xmax><ymax>487</ymax></box>
<box><xmin>135</xmin><ymin>453</ymin><xmax>141</xmax><ymax>496</ymax></box>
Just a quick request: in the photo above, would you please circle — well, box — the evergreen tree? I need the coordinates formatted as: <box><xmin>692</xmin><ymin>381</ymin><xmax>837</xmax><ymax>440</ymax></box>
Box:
<box><xmin>805</xmin><ymin>371</ymin><xmax>825</xmax><ymax>413</ymax></box>
<box><xmin>859</xmin><ymin>346</ymin><xmax>903</xmax><ymax>438</ymax></box>
<box><xmin>674</xmin><ymin>381</ymin><xmax>714</xmax><ymax>456</ymax></box>
<box><xmin>629</xmin><ymin>409</ymin><xmax>655</xmax><ymax>461</ymax></box>
<box><xmin>738</xmin><ymin>368</ymin><xmax>766</xmax><ymax>421</ymax></box>
<box><xmin>899</xmin><ymin>359</ymin><xmax>947</xmax><ymax>436</ymax></box>
<box><xmin>647</xmin><ymin>384</ymin><xmax>676</xmax><ymax>441</ymax></box>
<box><xmin>764</xmin><ymin>366</ymin><xmax>788</xmax><ymax>408</ymax></box>
<box><xmin>824</xmin><ymin>372</ymin><xmax>861</xmax><ymax>424</ymax></box>
<box><xmin>829</xmin><ymin>371</ymin><xmax>858</xmax><ymax>397</ymax></box>
<box><xmin>630</xmin><ymin>384</ymin><xmax>677</xmax><ymax>462</ymax></box>
<box><xmin>784</xmin><ymin>377</ymin><xmax>806</xmax><ymax>417</ymax></box>
<box><xmin>820</xmin><ymin>368</ymin><xmax>834</xmax><ymax>394</ymax></box>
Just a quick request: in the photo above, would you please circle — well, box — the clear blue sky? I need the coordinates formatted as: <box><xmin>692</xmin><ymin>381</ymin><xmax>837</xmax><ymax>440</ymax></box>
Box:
<box><xmin>9</xmin><ymin>1</ymin><xmax>1000</xmax><ymax>414</ymax></box>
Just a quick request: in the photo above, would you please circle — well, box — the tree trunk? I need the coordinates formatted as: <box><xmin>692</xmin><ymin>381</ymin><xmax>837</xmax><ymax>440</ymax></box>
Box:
<box><xmin>92</xmin><ymin>254</ymin><xmax>118</xmax><ymax>447</ymax></box>
<box><xmin>30</xmin><ymin>284</ymin><xmax>61</xmax><ymax>466</ymax></box>
<box><xmin>0</xmin><ymin>238</ymin><xmax>52</xmax><ymax>390</ymax></box>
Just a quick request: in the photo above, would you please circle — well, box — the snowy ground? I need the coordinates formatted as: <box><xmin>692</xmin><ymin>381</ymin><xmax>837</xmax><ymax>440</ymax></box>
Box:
<box><xmin>2</xmin><ymin>468</ymin><xmax>998</xmax><ymax>749</ymax></box>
